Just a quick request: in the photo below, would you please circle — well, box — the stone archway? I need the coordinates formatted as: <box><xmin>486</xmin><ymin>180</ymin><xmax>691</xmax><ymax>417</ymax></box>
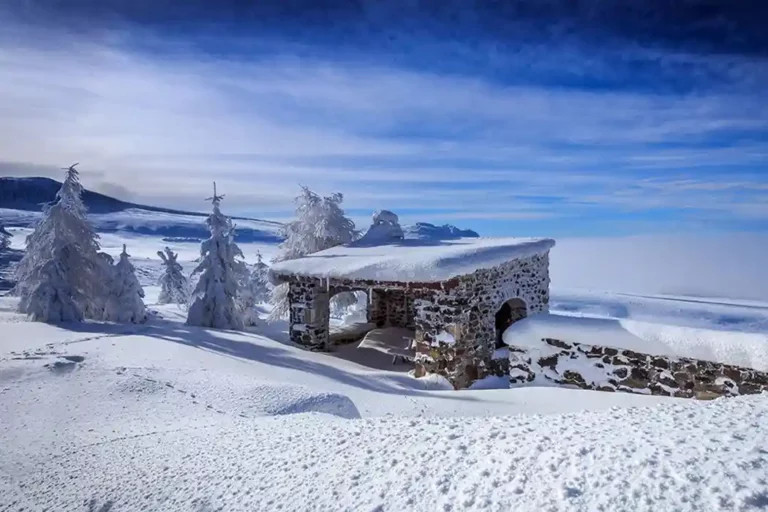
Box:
<box><xmin>329</xmin><ymin>290</ymin><xmax>367</xmax><ymax>322</ymax></box>
<box><xmin>494</xmin><ymin>298</ymin><xmax>528</xmax><ymax>348</ymax></box>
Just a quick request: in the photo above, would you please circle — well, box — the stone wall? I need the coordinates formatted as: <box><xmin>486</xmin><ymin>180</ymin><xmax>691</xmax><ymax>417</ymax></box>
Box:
<box><xmin>413</xmin><ymin>252</ymin><xmax>551</xmax><ymax>388</ymax></box>
<box><xmin>369</xmin><ymin>289</ymin><xmax>418</xmax><ymax>328</ymax></box>
<box><xmin>509</xmin><ymin>337</ymin><xmax>768</xmax><ymax>399</ymax></box>
<box><xmin>287</xmin><ymin>277</ymin><xmax>432</xmax><ymax>349</ymax></box>
<box><xmin>288</xmin><ymin>277</ymin><xmax>330</xmax><ymax>350</ymax></box>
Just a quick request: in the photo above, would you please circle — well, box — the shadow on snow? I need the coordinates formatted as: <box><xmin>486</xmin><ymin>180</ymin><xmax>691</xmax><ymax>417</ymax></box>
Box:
<box><xmin>50</xmin><ymin>314</ymin><xmax>477</xmax><ymax>402</ymax></box>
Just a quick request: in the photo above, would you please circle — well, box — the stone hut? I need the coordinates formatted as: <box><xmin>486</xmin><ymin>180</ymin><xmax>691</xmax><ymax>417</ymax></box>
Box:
<box><xmin>270</xmin><ymin>217</ymin><xmax>555</xmax><ymax>388</ymax></box>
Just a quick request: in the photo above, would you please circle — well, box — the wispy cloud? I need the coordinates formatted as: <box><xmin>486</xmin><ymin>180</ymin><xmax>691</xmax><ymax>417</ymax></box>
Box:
<box><xmin>0</xmin><ymin>12</ymin><xmax>766</xmax><ymax>235</ymax></box>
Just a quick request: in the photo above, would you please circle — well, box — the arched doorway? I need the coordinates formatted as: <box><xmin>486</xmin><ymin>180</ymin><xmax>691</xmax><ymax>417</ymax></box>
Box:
<box><xmin>495</xmin><ymin>298</ymin><xmax>527</xmax><ymax>348</ymax></box>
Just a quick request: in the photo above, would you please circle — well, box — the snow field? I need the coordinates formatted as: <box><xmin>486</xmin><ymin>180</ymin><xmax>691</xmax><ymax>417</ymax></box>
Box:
<box><xmin>2</xmin><ymin>287</ymin><xmax>768</xmax><ymax>511</ymax></box>
<box><xmin>3</xmin><ymin>374</ymin><xmax>767</xmax><ymax>512</ymax></box>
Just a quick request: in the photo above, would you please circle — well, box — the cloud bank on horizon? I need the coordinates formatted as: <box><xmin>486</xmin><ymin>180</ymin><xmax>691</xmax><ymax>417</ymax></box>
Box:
<box><xmin>0</xmin><ymin>0</ymin><xmax>766</xmax><ymax>236</ymax></box>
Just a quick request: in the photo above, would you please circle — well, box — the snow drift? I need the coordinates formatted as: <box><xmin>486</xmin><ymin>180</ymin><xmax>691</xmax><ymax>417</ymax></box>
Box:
<box><xmin>505</xmin><ymin>313</ymin><xmax>768</xmax><ymax>371</ymax></box>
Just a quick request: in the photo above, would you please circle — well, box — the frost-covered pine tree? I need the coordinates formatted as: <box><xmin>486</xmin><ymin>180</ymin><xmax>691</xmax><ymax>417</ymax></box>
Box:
<box><xmin>236</xmin><ymin>251</ymin><xmax>271</xmax><ymax>326</ymax></box>
<box><xmin>88</xmin><ymin>251</ymin><xmax>116</xmax><ymax>319</ymax></box>
<box><xmin>250</xmin><ymin>251</ymin><xmax>271</xmax><ymax>303</ymax></box>
<box><xmin>186</xmin><ymin>183</ymin><xmax>246</xmax><ymax>330</ymax></box>
<box><xmin>268</xmin><ymin>186</ymin><xmax>357</xmax><ymax>322</ymax></box>
<box><xmin>15</xmin><ymin>164</ymin><xmax>109</xmax><ymax>322</ymax></box>
<box><xmin>275</xmin><ymin>187</ymin><xmax>357</xmax><ymax>260</ymax></box>
<box><xmin>236</xmin><ymin>268</ymin><xmax>258</xmax><ymax>327</ymax></box>
<box><xmin>0</xmin><ymin>225</ymin><xmax>11</xmax><ymax>252</ymax></box>
<box><xmin>157</xmin><ymin>247</ymin><xmax>189</xmax><ymax>305</ymax></box>
<box><xmin>103</xmin><ymin>245</ymin><xmax>147</xmax><ymax>323</ymax></box>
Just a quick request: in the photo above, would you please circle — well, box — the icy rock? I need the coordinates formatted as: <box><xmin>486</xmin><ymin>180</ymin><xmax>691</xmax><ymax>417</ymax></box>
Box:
<box><xmin>357</xmin><ymin>210</ymin><xmax>404</xmax><ymax>244</ymax></box>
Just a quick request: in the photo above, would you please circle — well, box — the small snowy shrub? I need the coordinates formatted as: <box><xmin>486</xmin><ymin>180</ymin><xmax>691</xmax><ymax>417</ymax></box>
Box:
<box><xmin>103</xmin><ymin>244</ymin><xmax>147</xmax><ymax>324</ymax></box>
<box><xmin>237</xmin><ymin>252</ymin><xmax>271</xmax><ymax>326</ymax></box>
<box><xmin>157</xmin><ymin>247</ymin><xmax>189</xmax><ymax>305</ymax></box>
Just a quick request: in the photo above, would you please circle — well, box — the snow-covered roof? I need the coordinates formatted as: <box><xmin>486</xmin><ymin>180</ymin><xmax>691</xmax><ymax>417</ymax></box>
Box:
<box><xmin>270</xmin><ymin>237</ymin><xmax>555</xmax><ymax>283</ymax></box>
<box><xmin>504</xmin><ymin>313</ymin><xmax>768</xmax><ymax>371</ymax></box>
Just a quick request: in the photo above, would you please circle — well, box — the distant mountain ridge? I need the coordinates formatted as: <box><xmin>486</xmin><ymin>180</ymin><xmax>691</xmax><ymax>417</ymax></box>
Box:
<box><xmin>0</xmin><ymin>177</ymin><xmax>280</xmax><ymax>222</ymax></box>
<box><xmin>0</xmin><ymin>176</ymin><xmax>283</xmax><ymax>243</ymax></box>
<box><xmin>0</xmin><ymin>176</ymin><xmax>479</xmax><ymax>243</ymax></box>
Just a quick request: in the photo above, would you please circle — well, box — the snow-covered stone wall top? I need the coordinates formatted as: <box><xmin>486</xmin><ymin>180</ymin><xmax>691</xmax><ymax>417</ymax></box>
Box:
<box><xmin>271</xmin><ymin>237</ymin><xmax>555</xmax><ymax>283</ymax></box>
<box><xmin>503</xmin><ymin>313</ymin><xmax>768</xmax><ymax>371</ymax></box>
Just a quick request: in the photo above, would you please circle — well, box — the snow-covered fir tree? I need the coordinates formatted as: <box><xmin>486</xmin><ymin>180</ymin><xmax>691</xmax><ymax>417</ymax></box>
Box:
<box><xmin>250</xmin><ymin>251</ymin><xmax>271</xmax><ymax>303</ymax></box>
<box><xmin>268</xmin><ymin>186</ymin><xmax>357</xmax><ymax>322</ymax></box>
<box><xmin>103</xmin><ymin>245</ymin><xmax>147</xmax><ymax>323</ymax></box>
<box><xmin>186</xmin><ymin>184</ymin><xmax>247</xmax><ymax>330</ymax></box>
<box><xmin>15</xmin><ymin>164</ymin><xmax>109</xmax><ymax>322</ymax></box>
<box><xmin>0</xmin><ymin>225</ymin><xmax>11</xmax><ymax>252</ymax></box>
<box><xmin>24</xmin><ymin>246</ymin><xmax>84</xmax><ymax>323</ymax></box>
<box><xmin>157</xmin><ymin>247</ymin><xmax>189</xmax><ymax>305</ymax></box>
<box><xmin>87</xmin><ymin>251</ymin><xmax>117</xmax><ymax>319</ymax></box>
<box><xmin>236</xmin><ymin>251</ymin><xmax>271</xmax><ymax>326</ymax></box>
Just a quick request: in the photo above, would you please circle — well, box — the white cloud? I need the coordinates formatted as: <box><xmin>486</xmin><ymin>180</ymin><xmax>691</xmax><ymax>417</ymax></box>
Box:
<box><xmin>0</xmin><ymin>22</ymin><xmax>766</xmax><ymax>229</ymax></box>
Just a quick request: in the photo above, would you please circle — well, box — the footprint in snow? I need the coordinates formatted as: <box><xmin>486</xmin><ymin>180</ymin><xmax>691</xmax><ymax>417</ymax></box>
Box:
<box><xmin>45</xmin><ymin>355</ymin><xmax>86</xmax><ymax>373</ymax></box>
<box><xmin>45</xmin><ymin>360</ymin><xmax>78</xmax><ymax>373</ymax></box>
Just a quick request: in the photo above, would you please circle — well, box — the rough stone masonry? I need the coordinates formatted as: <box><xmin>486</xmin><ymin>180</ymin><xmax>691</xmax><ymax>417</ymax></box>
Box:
<box><xmin>411</xmin><ymin>252</ymin><xmax>551</xmax><ymax>388</ymax></box>
<box><xmin>281</xmin><ymin>251</ymin><xmax>552</xmax><ymax>389</ymax></box>
<box><xmin>508</xmin><ymin>337</ymin><xmax>768</xmax><ymax>399</ymax></box>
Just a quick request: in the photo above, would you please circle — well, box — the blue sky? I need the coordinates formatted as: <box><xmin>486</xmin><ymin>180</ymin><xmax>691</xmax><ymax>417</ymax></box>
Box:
<box><xmin>0</xmin><ymin>1</ymin><xmax>767</xmax><ymax>236</ymax></box>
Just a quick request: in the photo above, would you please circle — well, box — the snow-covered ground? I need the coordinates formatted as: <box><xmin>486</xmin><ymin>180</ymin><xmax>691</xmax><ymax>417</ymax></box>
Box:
<box><xmin>3</xmin><ymin>226</ymin><xmax>768</xmax><ymax>511</ymax></box>
<box><xmin>1</xmin><ymin>300</ymin><xmax>767</xmax><ymax>511</ymax></box>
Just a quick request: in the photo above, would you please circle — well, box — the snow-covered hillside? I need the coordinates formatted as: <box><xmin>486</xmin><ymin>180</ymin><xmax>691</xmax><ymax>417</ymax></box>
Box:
<box><xmin>0</xmin><ymin>207</ymin><xmax>283</xmax><ymax>244</ymax></box>
<box><xmin>0</xmin><ymin>176</ymin><xmax>283</xmax><ymax>243</ymax></box>
<box><xmin>2</xmin><ymin>295</ymin><xmax>767</xmax><ymax>511</ymax></box>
